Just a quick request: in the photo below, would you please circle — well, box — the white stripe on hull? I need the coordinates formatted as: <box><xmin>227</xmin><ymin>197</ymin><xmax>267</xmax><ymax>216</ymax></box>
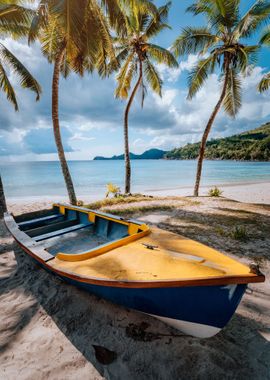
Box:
<box><xmin>149</xmin><ymin>314</ymin><xmax>221</xmax><ymax>338</ymax></box>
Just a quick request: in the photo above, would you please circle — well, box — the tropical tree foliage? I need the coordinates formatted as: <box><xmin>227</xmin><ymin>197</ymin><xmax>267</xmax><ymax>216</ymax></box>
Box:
<box><xmin>112</xmin><ymin>1</ymin><xmax>178</xmax><ymax>193</ymax></box>
<box><xmin>0</xmin><ymin>0</ymin><xmax>41</xmax><ymax>217</ymax></box>
<box><xmin>258</xmin><ymin>26</ymin><xmax>270</xmax><ymax>91</ymax></box>
<box><xmin>29</xmin><ymin>0</ymin><xmax>120</xmax><ymax>205</ymax></box>
<box><xmin>173</xmin><ymin>0</ymin><xmax>270</xmax><ymax>196</ymax></box>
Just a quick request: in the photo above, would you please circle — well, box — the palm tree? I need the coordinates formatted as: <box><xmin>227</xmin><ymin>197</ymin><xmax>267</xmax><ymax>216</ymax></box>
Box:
<box><xmin>29</xmin><ymin>0</ymin><xmax>118</xmax><ymax>205</ymax></box>
<box><xmin>173</xmin><ymin>0</ymin><xmax>270</xmax><ymax>196</ymax></box>
<box><xmin>0</xmin><ymin>175</ymin><xmax>7</xmax><ymax>219</ymax></box>
<box><xmin>113</xmin><ymin>1</ymin><xmax>178</xmax><ymax>194</ymax></box>
<box><xmin>258</xmin><ymin>27</ymin><xmax>270</xmax><ymax>91</ymax></box>
<box><xmin>0</xmin><ymin>1</ymin><xmax>41</xmax><ymax>218</ymax></box>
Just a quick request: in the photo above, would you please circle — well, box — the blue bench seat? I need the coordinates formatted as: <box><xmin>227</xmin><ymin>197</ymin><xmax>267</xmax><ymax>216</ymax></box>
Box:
<box><xmin>19</xmin><ymin>214</ymin><xmax>63</xmax><ymax>230</ymax></box>
<box><xmin>34</xmin><ymin>223</ymin><xmax>93</xmax><ymax>242</ymax></box>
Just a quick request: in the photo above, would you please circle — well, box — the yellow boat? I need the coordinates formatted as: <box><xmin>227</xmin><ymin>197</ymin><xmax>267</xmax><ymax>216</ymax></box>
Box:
<box><xmin>4</xmin><ymin>203</ymin><xmax>265</xmax><ymax>338</ymax></box>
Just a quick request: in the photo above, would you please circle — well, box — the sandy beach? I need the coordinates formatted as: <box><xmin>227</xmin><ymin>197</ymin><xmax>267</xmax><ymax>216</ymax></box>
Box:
<box><xmin>5</xmin><ymin>181</ymin><xmax>270</xmax><ymax>216</ymax></box>
<box><xmin>1</xmin><ymin>184</ymin><xmax>270</xmax><ymax>379</ymax></box>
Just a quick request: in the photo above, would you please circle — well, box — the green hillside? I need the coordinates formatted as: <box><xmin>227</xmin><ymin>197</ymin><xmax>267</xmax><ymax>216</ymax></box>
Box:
<box><xmin>165</xmin><ymin>123</ymin><xmax>270</xmax><ymax>161</ymax></box>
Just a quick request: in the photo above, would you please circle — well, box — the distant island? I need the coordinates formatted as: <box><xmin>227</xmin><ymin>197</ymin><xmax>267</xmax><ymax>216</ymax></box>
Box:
<box><xmin>94</xmin><ymin>148</ymin><xmax>167</xmax><ymax>160</ymax></box>
<box><xmin>93</xmin><ymin>123</ymin><xmax>270</xmax><ymax>162</ymax></box>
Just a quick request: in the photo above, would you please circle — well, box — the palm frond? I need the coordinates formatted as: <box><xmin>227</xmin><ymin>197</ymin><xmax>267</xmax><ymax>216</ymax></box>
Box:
<box><xmin>0</xmin><ymin>3</ymin><xmax>35</xmax><ymax>38</ymax></box>
<box><xmin>187</xmin><ymin>55</ymin><xmax>215</xmax><ymax>99</ymax></box>
<box><xmin>0</xmin><ymin>43</ymin><xmax>41</xmax><ymax>100</ymax></box>
<box><xmin>50</xmin><ymin>0</ymin><xmax>86</xmax><ymax>54</ymax></box>
<box><xmin>101</xmin><ymin>0</ymin><xmax>127</xmax><ymax>36</ymax></box>
<box><xmin>187</xmin><ymin>0</ymin><xmax>240</xmax><ymax>29</ymax></box>
<box><xmin>0</xmin><ymin>3</ymin><xmax>34</xmax><ymax>26</ymax></box>
<box><xmin>123</xmin><ymin>59</ymin><xmax>137</xmax><ymax>98</ymax></box>
<box><xmin>60</xmin><ymin>50</ymin><xmax>71</xmax><ymax>78</ymax></box>
<box><xmin>146</xmin><ymin>43</ymin><xmax>178</xmax><ymax>68</ymax></box>
<box><xmin>223</xmin><ymin>68</ymin><xmax>242</xmax><ymax>117</ymax></box>
<box><xmin>39</xmin><ymin>15</ymin><xmax>62</xmax><ymax>62</ymax></box>
<box><xmin>115</xmin><ymin>52</ymin><xmax>135</xmax><ymax>98</ymax></box>
<box><xmin>172</xmin><ymin>27</ymin><xmax>220</xmax><ymax>57</ymax></box>
<box><xmin>258</xmin><ymin>72</ymin><xmax>270</xmax><ymax>92</ymax></box>
<box><xmin>28</xmin><ymin>1</ymin><xmax>48</xmax><ymax>44</ymax></box>
<box><xmin>144</xmin><ymin>1</ymin><xmax>171</xmax><ymax>39</ymax></box>
<box><xmin>260</xmin><ymin>25</ymin><xmax>270</xmax><ymax>44</ymax></box>
<box><xmin>143</xmin><ymin>59</ymin><xmax>162</xmax><ymax>96</ymax></box>
<box><xmin>233</xmin><ymin>0</ymin><xmax>270</xmax><ymax>39</ymax></box>
<box><xmin>239</xmin><ymin>45</ymin><xmax>259</xmax><ymax>69</ymax></box>
<box><xmin>127</xmin><ymin>0</ymin><xmax>158</xmax><ymax>19</ymax></box>
<box><xmin>0</xmin><ymin>61</ymin><xmax>18</xmax><ymax>110</ymax></box>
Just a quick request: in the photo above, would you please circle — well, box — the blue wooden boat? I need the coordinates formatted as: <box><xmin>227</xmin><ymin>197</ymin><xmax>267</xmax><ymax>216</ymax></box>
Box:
<box><xmin>4</xmin><ymin>203</ymin><xmax>265</xmax><ymax>338</ymax></box>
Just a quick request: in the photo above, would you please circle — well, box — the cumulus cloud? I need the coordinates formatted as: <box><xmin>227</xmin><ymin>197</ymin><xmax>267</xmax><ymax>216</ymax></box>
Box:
<box><xmin>158</xmin><ymin>54</ymin><xmax>206</xmax><ymax>83</ymax></box>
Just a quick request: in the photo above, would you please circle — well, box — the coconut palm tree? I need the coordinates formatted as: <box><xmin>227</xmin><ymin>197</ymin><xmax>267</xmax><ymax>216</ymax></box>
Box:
<box><xmin>0</xmin><ymin>1</ymin><xmax>41</xmax><ymax>218</ymax></box>
<box><xmin>113</xmin><ymin>1</ymin><xmax>178</xmax><ymax>194</ymax></box>
<box><xmin>29</xmin><ymin>0</ymin><xmax>119</xmax><ymax>205</ymax></box>
<box><xmin>258</xmin><ymin>27</ymin><xmax>270</xmax><ymax>91</ymax></box>
<box><xmin>173</xmin><ymin>0</ymin><xmax>270</xmax><ymax>196</ymax></box>
<box><xmin>0</xmin><ymin>175</ymin><xmax>7</xmax><ymax>219</ymax></box>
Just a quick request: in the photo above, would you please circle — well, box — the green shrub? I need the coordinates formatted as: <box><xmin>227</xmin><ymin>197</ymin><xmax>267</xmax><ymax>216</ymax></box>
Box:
<box><xmin>230</xmin><ymin>226</ymin><xmax>249</xmax><ymax>241</ymax></box>
<box><xmin>208</xmin><ymin>186</ymin><xmax>223</xmax><ymax>197</ymax></box>
<box><xmin>106</xmin><ymin>183</ymin><xmax>121</xmax><ymax>198</ymax></box>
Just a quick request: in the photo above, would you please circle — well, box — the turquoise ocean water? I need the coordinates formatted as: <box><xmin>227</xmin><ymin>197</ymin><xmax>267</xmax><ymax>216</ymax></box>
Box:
<box><xmin>1</xmin><ymin>160</ymin><xmax>270</xmax><ymax>200</ymax></box>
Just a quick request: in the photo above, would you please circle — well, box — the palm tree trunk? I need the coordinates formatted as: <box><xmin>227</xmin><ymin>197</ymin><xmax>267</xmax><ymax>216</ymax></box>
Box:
<box><xmin>52</xmin><ymin>47</ymin><xmax>77</xmax><ymax>205</ymax></box>
<box><xmin>124</xmin><ymin>61</ymin><xmax>143</xmax><ymax>194</ymax></box>
<box><xmin>0</xmin><ymin>174</ymin><xmax>7</xmax><ymax>219</ymax></box>
<box><xmin>194</xmin><ymin>63</ymin><xmax>230</xmax><ymax>197</ymax></box>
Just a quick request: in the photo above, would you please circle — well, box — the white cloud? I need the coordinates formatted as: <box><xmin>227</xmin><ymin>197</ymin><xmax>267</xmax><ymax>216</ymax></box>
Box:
<box><xmin>158</xmin><ymin>53</ymin><xmax>208</xmax><ymax>83</ymax></box>
<box><xmin>69</xmin><ymin>133</ymin><xmax>95</xmax><ymax>141</ymax></box>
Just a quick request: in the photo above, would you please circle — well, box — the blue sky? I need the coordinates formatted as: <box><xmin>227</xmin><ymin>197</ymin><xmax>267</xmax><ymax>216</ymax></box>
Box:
<box><xmin>1</xmin><ymin>0</ymin><xmax>270</xmax><ymax>161</ymax></box>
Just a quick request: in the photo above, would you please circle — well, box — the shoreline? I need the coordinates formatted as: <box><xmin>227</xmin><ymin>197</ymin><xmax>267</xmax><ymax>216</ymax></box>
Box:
<box><xmin>6</xmin><ymin>180</ymin><xmax>270</xmax><ymax>208</ymax></box>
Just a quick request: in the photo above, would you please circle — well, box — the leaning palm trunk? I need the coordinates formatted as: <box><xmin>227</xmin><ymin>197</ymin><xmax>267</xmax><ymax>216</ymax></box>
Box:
<box><xmin>52</xmin><ymin>47</ymin><xmax>77</xmax><ymax>205</ymax></box>
<box><xmin>0</xmin><ymin>174</ymin><xmax>7</xmax><ymax>219</ymax></box>
<box><xmin>123</xmin><ymin>62</ymin><xmax>143</xmax><ymax>194</ymax></box>
<box><xmin>194</xmin><ymin>64</ymin><xmax>230</xmax><ymax>197</ymax></box>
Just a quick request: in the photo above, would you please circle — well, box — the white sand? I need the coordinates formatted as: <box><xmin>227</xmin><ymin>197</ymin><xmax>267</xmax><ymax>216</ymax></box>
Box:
<box><xmin>145</xmin><ymin>181</ymin><xmax>270</xmax><ymax>204</ymax></box>
<box><xmin>1</xmin><ymin>192</ymin><xmax>270</xmax><ymax>379</ymax></box>
<box><xmin>6</xmin><ymin>181</ymin><xmax>270</xmax><ymax>213</ymax></box>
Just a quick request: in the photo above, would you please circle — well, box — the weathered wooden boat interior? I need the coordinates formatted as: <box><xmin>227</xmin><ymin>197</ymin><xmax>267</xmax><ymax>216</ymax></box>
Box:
<box><xmin>14</xmin><ymin>204</ymin><xmax>149</xmax><ymax>259</ymax></box>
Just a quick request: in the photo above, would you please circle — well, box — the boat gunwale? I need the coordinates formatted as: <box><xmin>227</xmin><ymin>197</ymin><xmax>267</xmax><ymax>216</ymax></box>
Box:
<box><xmin>4</xmin><ymin>211</ymin><xmax>265</xmax><ymax>289</ymax></box>
<box><xmin>53</xmin><ymin>203</ymin><xmax>145</xmax><ymax>226</ymax></box>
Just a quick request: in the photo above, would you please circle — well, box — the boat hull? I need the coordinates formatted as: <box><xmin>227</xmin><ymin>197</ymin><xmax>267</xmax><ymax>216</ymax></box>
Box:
<box><xmin>58</xmin><ymin>272</ymin><xmax>246</xmax><ymax>338</ymax></box>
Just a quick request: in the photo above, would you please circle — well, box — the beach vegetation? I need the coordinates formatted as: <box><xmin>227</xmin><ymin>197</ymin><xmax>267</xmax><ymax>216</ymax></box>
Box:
<box><xmin>215</xmin><ymin>226</ymin><xmax>226</xmax><ymax>236</ymax></box>
<box><xmin>231</xmin><ymin>225</ymin><xmax>249</xmax><ymax>241</ymax></box>
<box><xmin>86</xmin><ymin>194</ymin><xmax>156</xmax><ymax>210</ymax></box>
<box><xmin>208</xmin><ymin>187</ymin><xmax>223</xmax><ymax>197</ymax></box>
<box><xmin>102</xmin><ymin>204</ymin><xmax>174</xmax><ymax>216</ymax></box>
<box><xmin>172</xmin><ymin>0</ymin><xmax>270</xmax><ymax>197</ymax></box>
<box><xmin>111</xmin><ymin>1</ymin><xmax>178</xmax><ymax>194</ymax></box>
<box><xmin>106</xmin><ymin>183</ymin><xmax>121</xmax><ymax>198</ymax></box>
